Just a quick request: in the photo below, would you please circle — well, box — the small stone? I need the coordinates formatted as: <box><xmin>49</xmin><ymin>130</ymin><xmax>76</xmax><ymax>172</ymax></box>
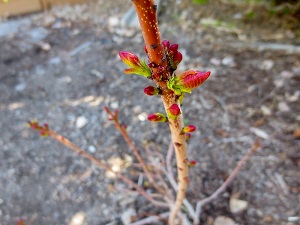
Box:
<box><xmin>76</xmin><ymin>116</ymin><xmax>88</xmax><ymax>129</ymax></box>
<box><xmin>229</xmin><ymin>198</ymin><xmax>248</xmax><ymax>214</ymax></box>
<box><xmin>69</xmin><ymin>211</ymin><xmax>86</xmax><ymax>225</ymax></box>
<box><xmin>261</xmin><ymin>105</ymin><xmax>272</xmax><ymax>116</ymax></box>
<box><xmin>273</xmin><ymin>79</ymin><xmax>284</xmax><ymax>88</ymax></box>
<box><xmin>48</xmin><ymin>57</ymin><xmax>62</xmax><ymax>65</ymax></box>
<box><xmin>250</xmin><ymin>127</ymin><xmax>269</xmax><ymax>139</ymax></box>
<box><xmin>121</xmin><ymin>208</ymin><xmax>136</xmax><ymax>225</ymax></box>
<box><xmin>214</xmin><ymin>216</ymin><xmax>235</xmax><ymax>225</ymax></box>
<box><xmin>15</xmin><ymin>83</ymin><xmax>26</xmax><ymax>92</ymax></box>
<box><xmin>222</xmin><ymin>56</ymin><xmax>236</xmax><ymax>67</ymax></box>
<box><xmin>278</xmin><ymin>102</ymin><xmax>290</xmax><ymax>112</ymax></box>
<box><xmin>260</xmin><ymin>60</ymin><xmax>274</xmax><ymax>71</ymax></box>
<box><xmin>88</xmin><ymin>145</ymin><xmax>96</xmax><ymax>153</ymax></box>
<box><xmin>210</xmin><ymin>58</ymin><xmax>221</xmax><ymax>66</ymax></box>
<box><xmin>280</xmin><ymin>71</ymin><xmax>294</xmax><ymax>79</ymax></box>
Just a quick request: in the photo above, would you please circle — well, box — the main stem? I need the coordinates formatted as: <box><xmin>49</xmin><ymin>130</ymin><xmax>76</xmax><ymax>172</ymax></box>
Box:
<box><xmin>132</xmin><ymin>0</ymin><xmax>189</xmax><ymax>224</ymax></box>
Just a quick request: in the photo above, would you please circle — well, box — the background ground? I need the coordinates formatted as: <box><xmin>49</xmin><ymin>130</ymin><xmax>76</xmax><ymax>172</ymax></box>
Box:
<box><xmin>0</xmin><ymin>0</ymin><xmax>299</xmax><ymax>224</ymax></box>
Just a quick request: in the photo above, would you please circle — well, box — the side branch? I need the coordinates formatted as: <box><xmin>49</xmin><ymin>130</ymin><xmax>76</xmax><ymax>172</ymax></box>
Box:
<box><xmin>193</xmin><ymin>140</ymin><xmax>261</xmax><ymax>224</ymax></box>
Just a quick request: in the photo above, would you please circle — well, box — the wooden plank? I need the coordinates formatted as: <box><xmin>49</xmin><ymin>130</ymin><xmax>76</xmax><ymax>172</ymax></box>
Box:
<box><xmin>0</xmin><ymin>0</ymin><xmax>42</xmax><ymax>17</ymax></box>
<box><xmin>46</xmin><ymin>0</ymin><xmax>88</xmax><ymax>8</ymax></box>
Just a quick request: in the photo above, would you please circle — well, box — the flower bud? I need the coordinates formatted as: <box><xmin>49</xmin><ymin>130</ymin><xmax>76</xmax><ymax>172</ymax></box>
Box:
<box><xmin>188</xmin><ymin>160</ymin><xmax>197</xmax><ymax>167</ymax></box>
<box><xmin>173</xmin><ymin>51</ymin><xmax>182</xmax><ymax>65</ymax></box>
<box><xmin>119</xmin><ymin>51</ymin><xmax>151</xmax><ymax>77</ymax></box>
<box><xmin>162</xmin><ymin>40</ymin><xmax>170</xmax><ymax>51</ymax></box>
<box><xmin>119</xmin><ymin>51</ymin><xmax>140</xmax><ymax>67</ymax></box>
<box><xmin>182</xmin><ymin>125</ymin><xmax>196</xmax><ymax>133</ymax></box>
<box><xmin>144</xmin><ymin>86</ymin><xmax>159</xmax><ymax>96</ymax></box>
<box><xmin>169</xmin><ymin>43</ymin><xmax>178</xmax><ymax>53</ymax></box>
<box><xmin>167</xmin><ymin>104</ymin><xmax>181</xmax><ymax>119</ymax></box>
<box><xmin>148</xmin><ymin>113</ymin><xmax>168</xmax><ymax>122</ymax></box>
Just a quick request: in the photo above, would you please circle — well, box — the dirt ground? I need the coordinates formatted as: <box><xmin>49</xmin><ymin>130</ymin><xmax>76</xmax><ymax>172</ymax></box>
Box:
<box><xmin>0</xmin><ymin>0</ymin><xmax>299</xmax><ymax>225</ymax></box>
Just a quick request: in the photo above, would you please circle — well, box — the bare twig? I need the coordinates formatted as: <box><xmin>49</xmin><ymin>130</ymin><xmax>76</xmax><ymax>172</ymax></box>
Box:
<box><xmin>27</xmin><ymin>120</ymin><xmax>169</xmax><ymax>209</ymax></box>
<box><xmin>130</xmin><ymin>212</ymin><xmax>169</xmax><ymax>225</ymax></box>
<box><xmin>104</xmin><ymin>107</ymin><xmax>156</xmax><ymax>185</ymax></box>
<box><xmin>193</xmin><ymin>140</ymin><xmax>261</xmax><ymax>224</ymax></box>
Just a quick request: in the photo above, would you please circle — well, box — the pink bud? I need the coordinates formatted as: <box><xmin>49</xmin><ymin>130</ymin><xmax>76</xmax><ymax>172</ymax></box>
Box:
<box><xmin>168</xmin><ymin>104</ymin><xmax>181</xmax><ymax>117</ymax></box>
<box><xmin>144</xmin><ymin>86</ymin><xmax>159</xmax><ymax>96</ymax></box>
<box><xmin>173</xmin><ymin>51</ymin><xmax>182</xmax><ymax>65</ymax></box>
<box><xmin>183</xmin><ymin>125</ymin><xmax>196</xmax><ymax>133</ymax></box>
<box><xmin>119</xmin><ymin>51</ymin><xmax>140</xmax><ymax>67</ymax></box>
<box><xmin>169</xmin><ymin>43</ymin><xmax>178</xmax><ymax>53</ymax></box>
<box><xmin>162</xmin><ymin>40</ymin><xmax>170</xmax><ymax>50</ymax></box>
<box><xmin>148</xmin><ymin>113</ymin><xmax>168</xmax><ymax>122</ymax></box>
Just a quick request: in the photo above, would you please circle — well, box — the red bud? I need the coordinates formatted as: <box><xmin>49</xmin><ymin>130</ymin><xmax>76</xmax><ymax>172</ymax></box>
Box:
<box><xmin>144</xmin><ymin>86</ymin><xmax>159</xmax><ymax>96</ymax></box>
<box><xmin>168</xmin><ymin>104</ymin><xmax>181</xmax><ymax>117</ymax></box>
<box><xmin>148</xmin><ymin>113</ymin><xmax>168</xmax><ymax>122</ymax></box>
<box><xmin>183</xmin><ymin>125</ymin><xmax>196</xmax><ymax>133</ymax></box>
<box><xmin>162</xmin><ymin>40</ymin><xmax>170</xmax><ymax>50</ymax></box>
<box><xmin>173</xmin><ymin>51</ymin><xmax>182</xmax><ymax>65</ymax></box>
<box><xmin>169</xmin><ymin>43</ymin><xmax>178</xmax><ymax>53</ymax></box>
<box><xmin>188</xmin><ymin>160</ymin><xmax>197</xmax><ymax>167</ymax></box>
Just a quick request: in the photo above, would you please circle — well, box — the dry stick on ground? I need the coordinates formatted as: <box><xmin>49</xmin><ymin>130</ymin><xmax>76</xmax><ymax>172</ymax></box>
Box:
<box><xmin>193</xmin><ymin>140</ymin><xmax>261</xmax><ymax>225</ymax></box>
<box><xmin>132</xmin><ymin>1</ymin><xmax>189</xmax><ymax>223</ymax></box>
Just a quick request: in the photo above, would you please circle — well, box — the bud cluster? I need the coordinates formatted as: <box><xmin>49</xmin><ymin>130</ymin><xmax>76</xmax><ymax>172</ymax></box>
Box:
<box><xmin>28</xmin><ymin>120</ymin><xmax>49</xmax><ymax>137</ymax></box>
<box><xmin>162</xmin><ymin>40</ymin><xmax>182</xmax><ymax>71</ymax></box>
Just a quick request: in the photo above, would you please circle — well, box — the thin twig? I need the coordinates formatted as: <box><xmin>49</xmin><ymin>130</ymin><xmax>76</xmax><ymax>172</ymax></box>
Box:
<box><xmin>144</xmin><ymin>143</ymin><xmax>174</xmax><ymax>201</ymax></box>
<box><xmin>130</xmin><ymin>212</ymin><xmax>169</xmax><ymax>225</ymax></box>
<box><xmin>45</xmin><ymin>129</ymin><xmax>169</xmax><ymax>208</ymax></box>
<box><xmin>104</xmin><ymin>107</ymin><xmax>156</xmax><ymax>185</ymax></box>
<box><xmin>193</xmin><ymin>140</ymin><xmax>261</xmax><ymax>225</ymax></box>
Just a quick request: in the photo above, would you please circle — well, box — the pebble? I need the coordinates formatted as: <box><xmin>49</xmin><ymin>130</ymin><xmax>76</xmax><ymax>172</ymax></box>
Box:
<box><xmin>15</xmin><ymin>83</ymin><xmax>27</xmax><ymax>92</ymax></box>
<box><xmin>250</xmin><ymin>127</ymin><xmax>269</xmax><ymax>139</ymax></box>
<box><xmin>76</xmin><ymin>116</ymin><xmax>88</xmax><ymax>129</ymax></box>
<box><xmin>48</xmin><ymin>57</ymin><xmax>62</xmax><ymax>65</ymax></box>
<box><xmin>229</xmin><ymin>198</ymin><xmax>248</xmax><ymax>214</ymax></box>
<box><xmin>260</xmin><ymin>60</ymin><xmax>274</xmax><ymax>71</ymax></box>
<box><xmin>222</xmin><ymin>56</ymin><xmax>236</xmax><ymax>67</ymax></box>
<box><xmin>261</xmin><ymin>105</ymin><xmax>272</xmax><ymax>116</ymax></box>
<box><xmin>278</xmin><ymin>102</ymin><xmax>290</xmax><ymax>112</ymax></box>
<box><xmin>214</xmin><ymin>216</ymin><xmax>235</xmax><ymax>225</ymax></box>
<box><xmin>210</xmin><ymin>58</ymin><xmax>221</xmax><ymax>66</ymax></box>
<box><xmin>68</xmin><ymin>211</ymin><xmax>86</xmax><ymax>225</ymax></box>
<box><xmin>88</xmin><ymin>145</ymin><xmax>96</xmax><ymax>153</ymax></box>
